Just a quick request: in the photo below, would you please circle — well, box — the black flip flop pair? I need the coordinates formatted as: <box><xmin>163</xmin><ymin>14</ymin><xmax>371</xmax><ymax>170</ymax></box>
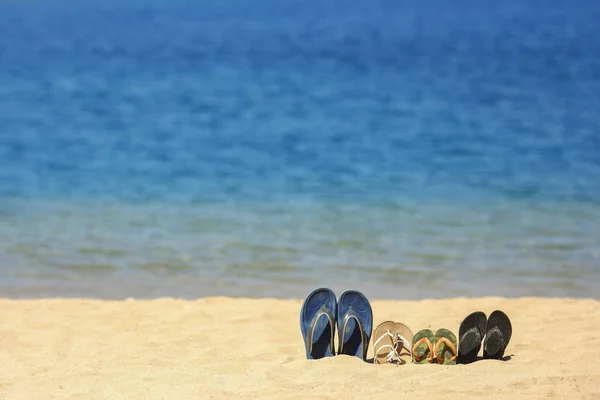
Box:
<box><xmin>457</xmin><ymin>310</ymin><xmax>513</xmax><ymax>364</ymax></box>
<box><xmin>300</xmin><ymin>288</ymin><xmax>373</xmax><ymax>361</ymax></box>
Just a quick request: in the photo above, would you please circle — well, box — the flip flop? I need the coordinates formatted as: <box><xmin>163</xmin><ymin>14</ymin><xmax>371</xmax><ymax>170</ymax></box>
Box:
<box><xmin>300</xmin><ymin>287</ymin><xmax>337</xmax><ymax>360</ymax></box>
<box><xmin>457</xmin><ymin>311</ymin><xmax>487</xmax><ymax>364</ymax></box>
<box><xmin>483</xmin><ymin>310</ymin><xmax>512</xmax><ymax>360</ymax></box>
<box><xmin>336</xmin><ymin>290</ymin><xmax>373</xmax><ymax>361</ymax></box>
<box><xmin>411</xmin><ymin>329</ymin><xmax>434</xmax><ymax>364</ymax></box>
<box><xmin>373</xmin><ymin>321</ymin><xmax>413</xmax><ymax>365</ymax></box>
<box><xmin>433</xmin><ymin>328</ymin><xmax>458</xmax><ymax>365</ymax></box>
<box><xmin>394</xmin><ymin>322</ymin><xmax>414</xmax><ymax>364</ymax></box>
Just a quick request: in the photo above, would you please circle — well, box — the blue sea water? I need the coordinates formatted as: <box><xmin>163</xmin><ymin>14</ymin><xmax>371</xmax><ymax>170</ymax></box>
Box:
<box><xmin>0</xmin><ymin>0</ymin><xmax>599</xmax><ymax>299</ymax></box>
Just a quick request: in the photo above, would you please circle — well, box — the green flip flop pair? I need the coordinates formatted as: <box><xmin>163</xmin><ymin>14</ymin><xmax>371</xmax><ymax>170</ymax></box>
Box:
<box><xmin>411</xmin><ymin>328</ymin><xmax>457</xmax><ymax>365</ymax></box>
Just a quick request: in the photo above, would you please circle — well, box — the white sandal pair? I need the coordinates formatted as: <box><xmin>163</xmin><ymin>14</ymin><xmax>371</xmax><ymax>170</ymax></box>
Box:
<box><xmin>373</xmin><ymin>321</ymin><xmax>414</xmax><ymax>365</ymax></box>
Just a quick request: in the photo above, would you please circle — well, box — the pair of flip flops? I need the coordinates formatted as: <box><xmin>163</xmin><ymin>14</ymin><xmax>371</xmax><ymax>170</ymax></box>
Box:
<box><xmin>411</xmin><ymin>328</ymin><xmax>458</xmax><ymax>365</ymax></box>
<box><xmin>373</xmin><ymin>321</ymin><xmax>413</xmax><ymax>365</ymax></box>
<box><xmin>300</xmin><ymin>288</ymin><xmax>373</xmax><ymax>361</ymax></box>
<box><xmin>457</xmin><ymin>310</ymin><xmax>512</xmax><ymax>364</ymax></box>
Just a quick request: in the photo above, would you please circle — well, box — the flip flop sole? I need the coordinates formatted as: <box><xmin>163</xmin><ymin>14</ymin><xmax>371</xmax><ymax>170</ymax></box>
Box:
<box><xmin>483</xmin><ymin>310</ymin><xmax>512</xmax><ymax>360</ymax></box>
<box><xmin>457</xmin><ymin>311</ymin><xmax>487</xmax><ymax>364</ymax></box>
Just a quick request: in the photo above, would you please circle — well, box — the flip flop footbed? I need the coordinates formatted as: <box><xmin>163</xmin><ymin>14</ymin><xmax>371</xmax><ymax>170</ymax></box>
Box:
<box><xmin>412</xmin><ymin>329</ymin><xmax>434</xmax><ymax>364</ymax></box>
<box><xmin>434</xmin><ymin>328</ymin><xmax>458</xmax><ymax>365</ymax></box>
<box><xmin>372</xmin><ymin>321</ymin><xmax>413</xmax><ymax>365</ymax></box>
<box><xmin>306</xmin><ymin>307</ymin><xmax>336</xmax><ymax>359</ymax></box>
<box><xmin>300</xmin><ymin>288</ymin><xmax>337</xmax><ymax>359</ymax></box>
<box><xmin>373</xmin><ymin>321</ymin><xmax>396</xmax><ymax>364</ymax></box>
<box><xmin>394</xmin><ymin>322</ymin><xmax>414</xmax><ymax>365</ymax></box>
<box><xmin>337</xmin><ymin>290</ymin><xmax>373</xmax><ymax>360</ymax></box>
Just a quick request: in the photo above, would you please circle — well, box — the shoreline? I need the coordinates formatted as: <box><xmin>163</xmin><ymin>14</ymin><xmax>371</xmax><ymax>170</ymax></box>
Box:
<box><xmin>1</xmin><ymin>296</ymin><xmax>598</xmax><ymax>399</ymax></box>
<box><xmin>1</xmin><ymin>294</ymin><xmax>598</xmax><ymax>305</ymax></box>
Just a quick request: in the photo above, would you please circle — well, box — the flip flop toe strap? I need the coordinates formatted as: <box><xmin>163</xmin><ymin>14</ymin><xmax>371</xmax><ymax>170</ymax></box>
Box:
<box><xmin>412</xmin><ymin>337</ymin><xmax>434</xmax><ymax>362</ymax></box>
<box><xmin>394</xmin><ymin>333</ymin><xmax>412</xmax><ymax>357</ymax></box>
<box><xmin>339</xmin><ymin>309</ymin><xmax>367</xmax><ymax>359</ymax></box>
<box><xmin>374</xmin><ymin>330</ymin><xmax>411</xmax><ymax>363</ymax></box>
<box><xmin>374</xmin><ymin>330</ymin><xmax>398</xmax><ymax>362</ymax></box>
<box><xmin>307</xmin><ymin>305</ymin><xmax>336</xmax><ymax>355</ymax></box>
<box><xmin>434</xmin><ymin>337</ymin><xmax>458</xmax><ymax>362</ymax></box>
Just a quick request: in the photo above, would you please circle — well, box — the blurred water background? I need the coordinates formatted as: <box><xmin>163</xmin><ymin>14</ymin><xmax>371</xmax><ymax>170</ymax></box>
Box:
<box><xmin>1</xmin><ymin>0</ymin><xmax>599</xmax><ymax>299</ymax></box>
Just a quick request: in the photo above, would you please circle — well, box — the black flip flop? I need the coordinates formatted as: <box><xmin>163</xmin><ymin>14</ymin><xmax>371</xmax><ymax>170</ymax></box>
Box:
<box><xmin>483</xmin><ymin>310</ymin><xmax>512</xmax><ymax>360</ymax></box>
<box><xmin>457</xmin><ymin>311</ymin><xmax>487</xmax><ymax>364</ymax></box>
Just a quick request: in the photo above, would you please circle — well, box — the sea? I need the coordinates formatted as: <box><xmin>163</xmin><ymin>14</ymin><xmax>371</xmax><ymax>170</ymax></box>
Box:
<box><xmin>0</xmin><ymin>0</ymin><xmax>599</xmax><ymax>300</ymax></box>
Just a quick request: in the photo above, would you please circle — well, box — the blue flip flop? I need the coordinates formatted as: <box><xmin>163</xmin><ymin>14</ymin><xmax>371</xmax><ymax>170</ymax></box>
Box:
<box><xmin>300</xmin><ymin>288</ymin><xmax>337</xmax><ymax>360</ymax></box>
<box><xmin>336</xmin><ymin>290</ymin><xmax>373</xmax><ymax>361</ymax></box>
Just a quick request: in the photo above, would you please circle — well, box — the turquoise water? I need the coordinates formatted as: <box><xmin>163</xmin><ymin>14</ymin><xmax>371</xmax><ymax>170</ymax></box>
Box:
<box><xmin>1</xmin><ymin>0</ymin><xmax>599</xmax><ymax>299</ymax></box>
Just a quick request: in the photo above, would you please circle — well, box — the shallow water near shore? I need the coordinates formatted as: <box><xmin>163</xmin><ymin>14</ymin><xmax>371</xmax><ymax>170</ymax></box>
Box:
<box><xmin>0</xmin><ymin>0</ymin><xmax>599</xmax><ymax>299</ymax></box>
<box><xmin>1</xmin><ymin>196</ymin><xmax>598</xmax><ymax>299</ymax></box>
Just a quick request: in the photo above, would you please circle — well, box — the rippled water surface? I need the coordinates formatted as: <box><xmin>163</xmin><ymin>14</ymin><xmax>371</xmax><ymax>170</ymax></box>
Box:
<box><xmin>1</xmin><ymin>0</ymin><xmax>599</xmax><ymax>299</ymax></box>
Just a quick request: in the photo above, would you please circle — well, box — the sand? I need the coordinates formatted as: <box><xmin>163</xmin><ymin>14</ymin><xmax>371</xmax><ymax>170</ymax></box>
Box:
<box><xmin>0</xmin><ymin>296</ymin><xmax>599</xmax><ymax>399</ymax></box>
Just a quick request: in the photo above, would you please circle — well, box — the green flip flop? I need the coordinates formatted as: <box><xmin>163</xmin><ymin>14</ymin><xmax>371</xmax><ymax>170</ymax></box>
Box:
<box><xmin>411</xmin><ymin>329</ymin><xmax>434</xmax><ymax>364</ymax></box>
<box><xmin>433</xmin><ymin>328</ymin><xmax>458</xmax><ymax>365</ymax></box>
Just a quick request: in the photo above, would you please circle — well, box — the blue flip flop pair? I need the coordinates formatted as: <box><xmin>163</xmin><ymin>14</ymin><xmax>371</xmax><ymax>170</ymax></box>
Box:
<box><xmin>300</xmin><ymin>288</ymin><xmax>373</xmax><ymax>361</ymax></box>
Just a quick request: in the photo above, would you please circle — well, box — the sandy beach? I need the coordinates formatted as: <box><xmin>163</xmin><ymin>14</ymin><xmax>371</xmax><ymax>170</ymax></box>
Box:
<box><xmin>0</xmin><ymin>296</ymin><xmax>598</xmax><ymax>399</ymax></box>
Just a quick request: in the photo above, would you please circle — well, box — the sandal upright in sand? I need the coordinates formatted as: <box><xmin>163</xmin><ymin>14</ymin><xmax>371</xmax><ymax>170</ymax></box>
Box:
<box><xmin>373</xmin><ymin>321</ymin><xmax>413</xmax><ymax>365</ymax></box>
<box><xmin>433</xmin><ymin>328</ymin><xmax>458</xmax><ymax>365</ymax></box>
<box><xmin>300</xmin><ymin>288</ymin><xmax>337</xmax><ymax>359</ymax></box>
<box><xmin>483</xmin><ymin>310</ymin><xmax>512</xmax><ymax>360</ymax></box>
<box><xmin>336</xmin><ymin>290</ymin><xmax>373</xmax><ymax>361</ymax></box>
<box><xmin>411</xmin><ymin>329</ymin><xmax>435</xmax><ymax>364</ymax></box>
<box><xmin>457</xmin><ymin>311</ymin><xmax>487</xmax><ymax>364</ymax></box>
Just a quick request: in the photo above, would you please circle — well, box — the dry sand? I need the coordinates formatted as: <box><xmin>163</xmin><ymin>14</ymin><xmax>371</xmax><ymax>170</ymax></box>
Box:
<box><xmin>0</xmin><ymin>296</ymin><xmax>599</xmax><ymax>399</ymax></box>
